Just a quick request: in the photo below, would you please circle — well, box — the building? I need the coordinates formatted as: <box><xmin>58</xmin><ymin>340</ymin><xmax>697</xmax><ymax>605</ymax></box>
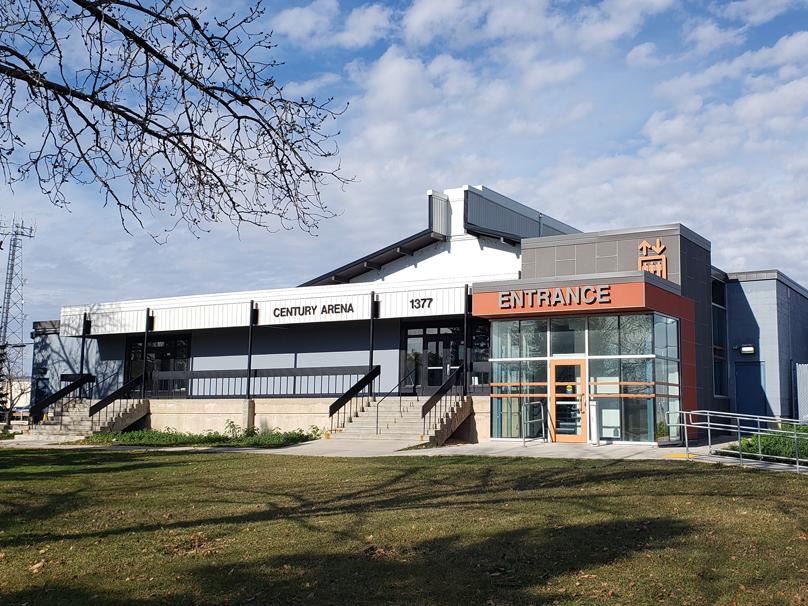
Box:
<box><xmin>29</xmin><ymin>185</ymin><xmax>808</xmax><ymax>443</ymax></box>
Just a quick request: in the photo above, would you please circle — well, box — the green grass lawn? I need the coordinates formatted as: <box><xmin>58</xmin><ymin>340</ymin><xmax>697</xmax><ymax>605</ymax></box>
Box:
<box><xmin>0</xmin><ymin>450</ymin><xmax>806</xmax><ymax>605</ymax></box>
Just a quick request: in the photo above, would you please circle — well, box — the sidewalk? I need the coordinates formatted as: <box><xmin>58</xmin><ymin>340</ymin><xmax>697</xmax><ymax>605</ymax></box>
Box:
<box><xmin>1</xmin><ymin>434</ymin><xmax>803</xmax><ymax>473</ymax></box>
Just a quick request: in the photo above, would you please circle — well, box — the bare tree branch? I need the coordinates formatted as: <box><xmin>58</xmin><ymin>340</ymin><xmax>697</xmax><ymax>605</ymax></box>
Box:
<box><xmin>0</xmin><ymin>0</ymin><xmax>349</xmax><ymax>238</ymax></box>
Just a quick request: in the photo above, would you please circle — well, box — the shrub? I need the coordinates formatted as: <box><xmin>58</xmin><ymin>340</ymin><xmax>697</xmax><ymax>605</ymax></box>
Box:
<box><xmin>83</xmin><ymin>424</ymin><xmax>319</xmax><ymax>448</ymax></box>
<box><xmin>730</xmin><ymin>423</ymin><xmax>808</xmax><ymax>462</ymax></box>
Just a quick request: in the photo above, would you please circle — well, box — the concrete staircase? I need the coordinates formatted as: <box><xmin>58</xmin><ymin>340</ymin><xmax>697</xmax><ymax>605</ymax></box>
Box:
<box><xmin>19</xmin><ymin>397</ymin><xmax>149</xmax><ymax>441</ymax></box>
<box><xmin>330</xmin><ymin>394</ymin><xmax>472</xmax><ymax>445</ymax></box>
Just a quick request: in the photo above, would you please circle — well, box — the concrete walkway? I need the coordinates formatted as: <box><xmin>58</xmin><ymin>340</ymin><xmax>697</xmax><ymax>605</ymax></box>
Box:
<box><xmin>1</xmin><ymin>435</ymin><xmax>803</xmax><ymax>473</ymax></box>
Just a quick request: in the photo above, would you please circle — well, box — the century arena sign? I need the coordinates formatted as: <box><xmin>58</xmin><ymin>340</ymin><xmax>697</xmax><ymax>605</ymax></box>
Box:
<box><xmin>498</xmin><ymin>285</ymin><xmax>612</xmax><ymax>310</ymax></box>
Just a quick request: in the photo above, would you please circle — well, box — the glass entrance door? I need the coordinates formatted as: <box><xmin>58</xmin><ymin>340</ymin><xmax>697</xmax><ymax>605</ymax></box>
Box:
<box><xmin>549</xmin><ymin>359</ymin><xmax>587</xmax><ymax>442</ymax></box>
<box><xmin>403</xmin><ymin>324</ymin><xmax>464</xmax><ymax>395</ymax></box>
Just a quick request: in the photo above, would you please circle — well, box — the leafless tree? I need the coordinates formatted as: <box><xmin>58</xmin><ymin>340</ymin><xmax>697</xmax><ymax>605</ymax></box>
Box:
<box><xmin>0</xmin><ymin>0</ymin><xmax>347</xmax><ymax>238</ymax></box>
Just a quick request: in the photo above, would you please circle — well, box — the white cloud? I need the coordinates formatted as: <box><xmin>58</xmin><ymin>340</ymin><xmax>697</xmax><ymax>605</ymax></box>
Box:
<box><xmin>333</xmin><ymin>4</ymin><xmax>394</xmax><ymax>48</ymax></box>
<box><xmin>722</xmin><ymin>0</ymin><xmax>804</xmax><ymax>26</ymax></box>
<box><xmin>684</xmin><ymin>20</ymin><xmax>745</xmax><ymax>56</ymax></box>
<box><xmin>271</xmin><ymin>0</ymin><xmax>339</xmax><ymax>45</ymax></box>
<box><xmin>626</xmin><ymin>42</ymin><xmax>661</xmax><ymax>68</ymax></box>
<box><xmin>575</xmin><ymin>0</ymin><xmax>675</xmax><ymax>49</ymax></box>
<box><xmin>656</xmin><ymin>30</ymin><xmax>808</xmax><ymax>99</ymax></box>
<box><xmin>272</xmin><ymin>0</ymin><xmax>392</xmax><ymax>49</ymax></box>
<box><xmin>283</xmin><ymin>73</ymin><xmax>341</xmax><ymax>98</ymax></box>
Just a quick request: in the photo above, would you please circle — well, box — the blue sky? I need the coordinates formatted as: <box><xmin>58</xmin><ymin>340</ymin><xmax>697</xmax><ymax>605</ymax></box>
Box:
<box><xmin>4</xmin><ymin>0</ymin><xmax>808</xmax><ymax>338</ymax></box>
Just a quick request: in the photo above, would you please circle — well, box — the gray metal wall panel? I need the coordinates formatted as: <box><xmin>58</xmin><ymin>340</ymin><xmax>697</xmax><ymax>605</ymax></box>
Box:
<box><xmin>465</xmin><ymin>191</ymin><xmax>543</xmax><ymax>239</ymax></box>
<box><xmin>521</xmin><ymin>227</ymin><xmax>684</xmax><ymax>286</ymax></box>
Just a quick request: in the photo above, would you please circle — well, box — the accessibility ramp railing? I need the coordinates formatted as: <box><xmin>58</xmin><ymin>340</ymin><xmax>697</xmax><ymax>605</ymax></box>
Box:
<box><xmin>667</xmin><ymin>409</ymin><xmax>808</xmax><ymax>472</ymax></box>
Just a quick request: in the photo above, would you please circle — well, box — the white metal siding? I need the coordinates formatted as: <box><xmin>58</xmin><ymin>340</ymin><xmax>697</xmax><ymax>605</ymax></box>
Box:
<box><xmin>156</xmin><ymin>303</ymin><xmax>248</xmax><ymax>332</ymax></box>
<box><xmin>377</xmin><ymin>287</ymin><xmax>465</xmax><ymax>319</ymax></box>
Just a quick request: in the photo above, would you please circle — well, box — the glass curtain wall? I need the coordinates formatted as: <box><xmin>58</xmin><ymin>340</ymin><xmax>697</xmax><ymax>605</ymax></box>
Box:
<box><xmin>491</xmin><ymin>320</ymin><xmax>548</xmax><ymax>439</ymax></box>
<box><xmin>490</xmin><ymin>313</ymin><xmax>681</xmax><ymax>442</ymax></box>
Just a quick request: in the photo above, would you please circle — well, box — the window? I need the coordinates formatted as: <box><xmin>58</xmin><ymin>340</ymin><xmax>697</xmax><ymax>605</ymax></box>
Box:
<box><xmin>521</xmin><ymin>319</ymin><xmax>548</xmax><ymax>357</ymax></box>
<box><xmin>711</xmin><ymin>279</ymin><xmax>728</xmax><ymax>397</ymax></box>
<box><xmin>619</xmin><ymin>314</ymin><xmax>653</xmax><ymax>355</ymax></box>
<box><xmin>550</xmin><ymin>317</ymin><xmax>585</xmax><ymax>354</ymax></box>
<box><xmin>491</xmin><ymin>320</ymin><xmax>520</xmax><ymax>359</ymax></box>
<box><xmin>588</xmin><ymin>315</ymin><xmax>620</xmax><ymax>355</ymax></box>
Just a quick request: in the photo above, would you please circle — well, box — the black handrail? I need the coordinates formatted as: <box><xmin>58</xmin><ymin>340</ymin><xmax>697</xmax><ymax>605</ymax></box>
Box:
<box><xmin>28</xmin><ymin>374</ymin><xmax>95</xmax><ymax>418</ymax></box>
<box><xmin>89</xmin><ymin>375</ymin><xmax>143</xmax><ymax>416</ymax></box>
<box><xmin>374</xmin><ymin>367</ymin><xmax>418</xmax><ymax>408</ymax></box>
<box><xmin>372</xmin><ymin>367</ymin><xmax>419</xmax><ymax>435</ymax></box>
<box><xmin>329</xmin><ymin>365</ymin><xmax>380</xmax><ymax>417</ymax></box>
<box><xmin>421</xmin><ymin>363</ymin><xmax>464</xmax><ymax>418</ymax></box>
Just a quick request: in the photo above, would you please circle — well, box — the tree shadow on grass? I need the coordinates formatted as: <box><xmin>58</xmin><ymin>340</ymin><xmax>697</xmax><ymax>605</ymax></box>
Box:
<box><xmin>2</xmin><ymin>517</ymin><xmax>694</xmax><ymax>605</ymax></box>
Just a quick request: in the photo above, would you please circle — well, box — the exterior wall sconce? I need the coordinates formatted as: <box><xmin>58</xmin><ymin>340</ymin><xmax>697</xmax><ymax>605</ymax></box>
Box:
<box><xmin>739</xmin><ymin>344</ymin><xmax>756</xmax><ymax>355</ymax></box>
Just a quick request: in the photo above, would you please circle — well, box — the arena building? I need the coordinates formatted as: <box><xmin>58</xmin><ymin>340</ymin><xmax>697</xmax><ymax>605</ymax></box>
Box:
<box><xmin>28</xmin><ymin>185</ymin><xmax>808</xmax><ymax>444</ymax></box>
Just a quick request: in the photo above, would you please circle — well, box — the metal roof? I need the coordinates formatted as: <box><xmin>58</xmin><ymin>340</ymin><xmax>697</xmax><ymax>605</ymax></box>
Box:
<box><xmin>300</xmin><ymin>229</ymin><xmax>446</xmax><ymax>287</ymax></box>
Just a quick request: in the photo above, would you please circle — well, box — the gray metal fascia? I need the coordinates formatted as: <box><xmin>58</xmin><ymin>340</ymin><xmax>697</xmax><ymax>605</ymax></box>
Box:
<box><xmin>521</xmin><ymin>223</ymin><xmax>711</xmax><ymax>251</ymax></box>
<box><xmin>472</xmin><ymin>270</ymin><xmax>681</xmax><ymax>296</ymax></box>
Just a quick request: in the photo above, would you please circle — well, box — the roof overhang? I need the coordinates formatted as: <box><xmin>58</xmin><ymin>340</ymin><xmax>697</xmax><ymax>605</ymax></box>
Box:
<box><xmin>299</xmin><ymin>229</ymin><xmax>447</xmax><ymax>287</ymax></box>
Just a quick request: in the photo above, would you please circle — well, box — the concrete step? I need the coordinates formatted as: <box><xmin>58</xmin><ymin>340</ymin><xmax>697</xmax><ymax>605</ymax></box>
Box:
<box><xmin>332</xmin><ymin>431</ymin><xmax>426</xmax><ymax>441</ymax></box>
<box><xmin>347</xmin><ymin>420</ymin><xmax>427</xmax><ymax>430</ymax></box>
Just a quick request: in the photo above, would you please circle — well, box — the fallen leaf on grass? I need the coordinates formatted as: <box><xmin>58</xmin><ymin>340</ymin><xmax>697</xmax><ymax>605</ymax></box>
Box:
<box><xmin>28</xmin><ymin>560</ymin><xmax>45</xmax><ymax>574</ymax></box>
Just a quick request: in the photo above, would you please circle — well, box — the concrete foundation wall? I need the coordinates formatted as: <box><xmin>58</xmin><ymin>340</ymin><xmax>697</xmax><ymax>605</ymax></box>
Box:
<box><xmin>148</xmin><ymin>398</ymin><xmax>334</xmax><ymax>434</ymax></box>
<box><xmin>147</xmin><ymin>396</ymin><xmax>491</xmax><ymax>441</ymax></box>
<box><xmin>254</xmin><ymin>398</ymin><xmax>332</xmax><ymax>434</ymax></box>
<box><xmin>451</xmin><ymin>396</ymin><xmax>491</xmax><ymax>442</ymax></box>
<box><xmin>148</xmin><ymin>399</ymin><xmax>246</xmax><ymax>434</ymax></box>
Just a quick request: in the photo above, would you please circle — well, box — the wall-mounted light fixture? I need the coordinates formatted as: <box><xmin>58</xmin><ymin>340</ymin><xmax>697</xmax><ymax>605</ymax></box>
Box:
<box><xmin>739</xmin><ymin>344</ymin><xmax>756</xmax><ymax>355</ymax></box>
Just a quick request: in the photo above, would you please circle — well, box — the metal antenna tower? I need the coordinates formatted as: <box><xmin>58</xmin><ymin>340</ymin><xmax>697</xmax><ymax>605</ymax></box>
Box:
<box><xmin>0</xmin><ymin>219</ymin><xmax>35</xmax><ymax>381</ymax></box>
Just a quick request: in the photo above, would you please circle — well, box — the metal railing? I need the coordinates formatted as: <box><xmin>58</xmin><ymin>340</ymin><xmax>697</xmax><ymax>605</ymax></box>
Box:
<box><xmin>88</xmin><ymin>375</ymin><xmax>144</xmax><ymax>433</ymax></box>
<box><xmin>149</xmin><ymin>365</ymin><xmax>372</xmax><ymax>399</ymax></box>
<box><xmin>522</xmin><ymin>400</ymin><xmax>547</xmax><ymax>447</ymax></box>
<box><xmin>667</xmin><ymin>409</ymin><xmax>808</xmax><ymax>472</ymax></box>
<box><xmin>329</xmin><ymin>366</ymin><xmax>381</xmax><ymax>433</ymax></box>
<box><xmin>371</xmin><ymin>367</ymin><xmax>418</xmax><ymax>435</ymax></box>
<box><xmin>421</xmin><ymin>363</ymin><xmax>465</xmax><ymax>437</ymax></box>
<box><xmin>28</xmin><ymin>374</ymin><xmax>95</xmax><ymax>426</ymax></box>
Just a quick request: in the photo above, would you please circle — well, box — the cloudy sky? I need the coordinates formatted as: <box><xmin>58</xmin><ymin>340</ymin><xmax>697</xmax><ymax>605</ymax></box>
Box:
<box><xmin>5</xmin><ymin>0</ymin><xmax>808</xmax><ymax>337</ymax></box>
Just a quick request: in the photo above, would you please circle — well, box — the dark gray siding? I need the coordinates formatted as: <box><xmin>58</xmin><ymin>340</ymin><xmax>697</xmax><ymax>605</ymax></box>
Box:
<box><xmin>32</xmin><ymin>332</ymin><xmax>125</xmax><ymax>401</ymax></box>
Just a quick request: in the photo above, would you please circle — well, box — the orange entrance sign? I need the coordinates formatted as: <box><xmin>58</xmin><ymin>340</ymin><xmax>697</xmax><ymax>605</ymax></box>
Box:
<box><xmin>472</xmin><ymin>281</ymin><xmax>649</xmax><ymax>317</ymax></box>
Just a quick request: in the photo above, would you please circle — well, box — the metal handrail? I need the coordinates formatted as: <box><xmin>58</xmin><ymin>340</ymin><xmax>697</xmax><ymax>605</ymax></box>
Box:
<box><xmin>89</xmin><ymin>375</ymin><xmax>143</xmax><ymax>416</ymax></box>
<box><xmin>28</xmin><ymin>374</ymin><xmax>95</xmax><ymax>422</ymax></box>
<box><xmin>522</xmin><ymin>399</ymin><xmax>547</xmax><ymax>447</ymax></box>
<box><xmin>421</xmin><ymin>363</ymin><xmax>464</xmax><ymax>418</ymax></box>
<box><xmin>667</xmin><ymin>409</ymin><xmax>808</xmax><ymax>472</ymax></box>
<box><xmin>372</xmin><ymin>367</ymin><xmax>418</xmax><ymax>435</ymax></box>
<box><xmin>421</xmin><ymin>364</ymin><xmax>465</xmax><ymax>438</ymax></box>
<box><xmin>328</xmin><ymin>366</ymin><xmax>380</xmax><ymax>432</ymax></box>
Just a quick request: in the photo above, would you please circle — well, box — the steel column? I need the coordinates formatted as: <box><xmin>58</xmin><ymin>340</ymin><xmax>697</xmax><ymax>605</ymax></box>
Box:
<box><xmin>246</xmin><ymin>300</ymin><xmax>256</xmax><ymax>400</ymax></box>
<box><xmin>140</xmin><ymin>308</ymin><xmax>152</xmax><ymax>400</ymax></box>
<box><xmin>463</xmin><ymin>284</ymin><xmax>470</xmax><ymax>396</ymax></box>
<box><xmin>369</xmin><ymin>291</ymin><xmax>376</xmax><ymax>401</ymax></box>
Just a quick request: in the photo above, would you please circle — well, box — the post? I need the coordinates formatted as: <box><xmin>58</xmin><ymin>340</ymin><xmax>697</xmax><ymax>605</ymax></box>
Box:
<box><xmin>140</xmin><ymin>308</ymin><xmax>152</xmax><ymax>400</ymax></box>
<box><xmin>684</xmin><ymin>411</ymin><xmax>689</xmax><ymax>459</ymax></box>
<box><xmin>246</xmin><ymin>301</ymin><xmax>256</xmax><ymax>400</ymax></box>
<box><xmin>795</xmin><ymin>425</ymin><xmax>800</xmax><ymax>473</ymax></box>
<box><xmin>706</xmin><ymin>411</ymin><xmax>712</xmax><ymax>450</ymax></box>
<box><xmin>463</xmin><ymin>284</ymin><xmax>470</xmax><ymax>397</ymax></box>
<box><xmin>737</xmin><ymin>417</ymin><xmax>743</xmax><ymax>467</ymax></box>
<box><xmin>368</xmin><ymin>291</ymin><xmax>376</xmax><ymax>401</ymax></box>
<box><xmin>79</xmin><ymin>312</ymin><xmax>88</xmax><ymax>398</ymax></box>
